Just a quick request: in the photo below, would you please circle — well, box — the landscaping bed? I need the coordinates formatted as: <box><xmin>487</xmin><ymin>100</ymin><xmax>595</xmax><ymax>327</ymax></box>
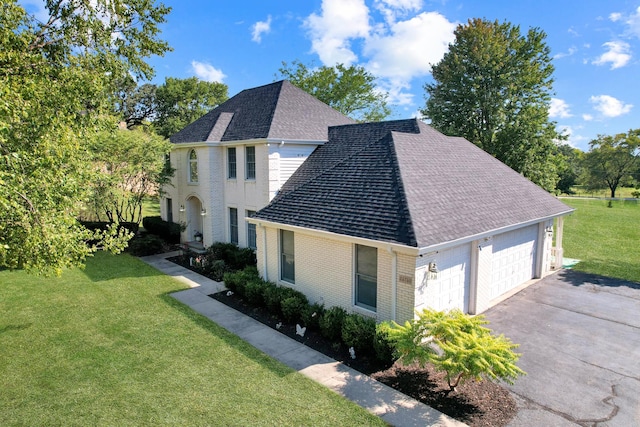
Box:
<box><xmin>210</xmin><ymin>289</ymin><xmax>517</xmax><ymax>427</ymax></box>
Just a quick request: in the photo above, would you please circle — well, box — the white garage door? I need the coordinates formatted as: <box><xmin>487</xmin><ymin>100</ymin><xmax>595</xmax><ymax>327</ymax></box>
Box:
<box><xmin>429</xmin><ymin>244</ymin><xmax>471</xmax><ymax>312</ymax></box>
<box><xmin>490</xmin><ymin>225</ymin><xmax>538</xmax><ymax>300</ymax></box>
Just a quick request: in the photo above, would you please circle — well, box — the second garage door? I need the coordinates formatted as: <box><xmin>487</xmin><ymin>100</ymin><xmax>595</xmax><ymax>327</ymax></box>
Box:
<box><xmin>490</xmin><ymin>225</ymin><xmax>538</xmax><ymax>300</ymax></box>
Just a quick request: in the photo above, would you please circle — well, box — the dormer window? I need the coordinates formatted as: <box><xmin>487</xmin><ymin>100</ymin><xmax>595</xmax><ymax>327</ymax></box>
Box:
<box><xmin>188</xmin><ymin>149</ymin><xmax>198</xmax><ymax>183</ymax></box>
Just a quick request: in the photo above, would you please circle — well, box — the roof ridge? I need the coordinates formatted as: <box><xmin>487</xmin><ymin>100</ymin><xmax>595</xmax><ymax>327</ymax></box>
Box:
<box><xmin>386</xmin><ymin>132</ymin><xmax>417</xmax><ymax>246</ymax></box>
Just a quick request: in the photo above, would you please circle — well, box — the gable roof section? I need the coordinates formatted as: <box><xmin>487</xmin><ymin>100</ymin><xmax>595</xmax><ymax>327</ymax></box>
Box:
<box><xmin>254</xmin><ymin>118</ymin><xmax>572</xmax><ymax>249</ymax></box>
<box><xmin>170</xmin><ymin>80</ymin><xmax>355</xmax><ymax>144</ymax></box>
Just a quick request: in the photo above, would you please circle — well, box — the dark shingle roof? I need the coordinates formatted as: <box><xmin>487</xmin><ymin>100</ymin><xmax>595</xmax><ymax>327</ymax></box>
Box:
<box><xmin>255</xmin><ymin>119</ymin><xmax>572</xmax><ymax>248</ymax></box>
<box><xmin>169</xmin><ymin>80</ymin><xmax>355</xmax><ymax>143</ymax></box>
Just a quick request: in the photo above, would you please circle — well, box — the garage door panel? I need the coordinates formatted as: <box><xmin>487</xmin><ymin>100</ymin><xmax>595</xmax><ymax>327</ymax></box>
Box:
<box><xmin>428</xmin><ymin>244</ymin><xmax>471</xmax><ymax>312</ymax></box>
<box><xmin>490</xmin><ymin>225</ymin><xmax>537</xmax><ymax>299</ymax></box>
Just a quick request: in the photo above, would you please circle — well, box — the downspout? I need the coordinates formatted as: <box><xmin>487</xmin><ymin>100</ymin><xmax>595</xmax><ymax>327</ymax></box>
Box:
<box><xmin>389</xmin><ymin>247</ymin><xmax>397</xmax><ymax>322</ymax></box>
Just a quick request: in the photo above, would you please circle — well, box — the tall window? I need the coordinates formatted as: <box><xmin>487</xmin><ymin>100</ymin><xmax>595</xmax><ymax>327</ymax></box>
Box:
<box><xmin>280</xmin><ymin>230</ymin><xmax>295</xmax><ymax>283</ymax></box>
<box><xmin>166</xmin><ymin>198</ymin><xmax>173</xmax><ymax>223</ymax></box>
<box><xmin>246</xmin><ymin>210</ymin><xmax>256</xmax><ymax>249</ymax></box>
<box><xmin>188</xmin><ymin>149</ymin><xmax>198</xmax><ymax>183</ymax></box>
<box><xmin>229</xmin><ymin>208</ymin><xmax>238</xmax><ymax>245</ymax></box>
<box><xmin>227</xmin><ymin>147</ymin><xmax>236</xmax><ymax>179</ymax></box>
<box><xmin>355</xmin><ymin>245</ymin><xmax>377</xmax><ymax>311</ymax></box>
<box><xmin>245</xmin><ymin>146</ymin><xmax>255</xmax><ymax>180</ymax></box>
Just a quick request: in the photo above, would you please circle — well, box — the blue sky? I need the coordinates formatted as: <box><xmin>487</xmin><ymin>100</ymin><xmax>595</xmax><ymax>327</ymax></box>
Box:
<box><xmin>21</xmin><ymin>1</ymin><xmax>640</xmax><ymax>151</ymax></box>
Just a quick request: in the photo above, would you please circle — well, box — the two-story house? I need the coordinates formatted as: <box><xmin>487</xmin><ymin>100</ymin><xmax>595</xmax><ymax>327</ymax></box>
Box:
<box><xmin>160</xmin><ymin>80</ymin><xmax>355</xmax><ymax>249</ymax></box>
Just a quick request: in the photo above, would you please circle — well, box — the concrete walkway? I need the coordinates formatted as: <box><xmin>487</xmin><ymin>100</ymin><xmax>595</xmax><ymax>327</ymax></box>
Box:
<box><xmin>141</xmin><ymin>252</ymin><xmax>465</xmax><ymax>427</ymax></box>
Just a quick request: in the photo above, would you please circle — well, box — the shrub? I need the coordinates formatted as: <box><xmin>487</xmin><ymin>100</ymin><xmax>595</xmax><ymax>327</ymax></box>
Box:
<box><xmin>386</xmin><ymin>309</ymin><xmax>526</xmax><ymax>391</ymax></box>
<box><xmin>374</xmin><ymin>322</ymin><xmax>396</xmax><ymax>367</ymax></box>
<box><xmin>319</xmin><ymin>306</ymin><xmax>347</xmax><ymax>342</ymax></box>
<box><xmin>142</xmin><ymin>216</ymin><xmax>181</xmax><ymax>243</ymax></box>
<box><xmin>245</xmin><ymin>278</ymin><xmax>266</xmax><ymax>306</ymax></box>
<box><xmin>202</xmin><ymin>259</ymin><xmax>227</xmax><ymax>282</ymax></box>
<box><xmin>207</xmin><ymin>242</ymin><xmax>257</xmax><ymax>271</ymax></box>
<box><xmin>263</xmin><ymin>284</ymin><xmax>284</xmax><ymax>316</ymax></box>
<box><xmin>279</xmin><ymin>288</ymin><xmax>309</xmax><ymax>323</ymax></box>
<box><xmin>301</xmin><ymin>303</ymin><xmax>325</xmax><ymax>331</ymax></box>
<box><xmin>127</xmin><ymin>234</ymin><xmax>165</xmax><ymax>256</ymax></box>
<box><xmin>342</xmin><ymin>313</ymin><xmax>376</xmax><ymax>356</ymax></box>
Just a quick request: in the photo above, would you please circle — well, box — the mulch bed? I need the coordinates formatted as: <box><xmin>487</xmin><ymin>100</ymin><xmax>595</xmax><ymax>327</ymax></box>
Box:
<box><xmin>210</xmin><ymin>290</ymin><xmax>517</xmax><ymax>427</ymax></box>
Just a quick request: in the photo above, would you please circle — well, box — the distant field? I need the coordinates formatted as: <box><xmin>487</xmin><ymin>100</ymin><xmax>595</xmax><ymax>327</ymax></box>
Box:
<box><xmin>561</xmin><ymin>198</ymin><xmax>640</xmax><ymax>283</ymax></box>
<box><xmin>567</xmin><ymin>186</ymin><xmax>638</xmax><ymax>199</ymax></box>
<box><xmin>142</xmin><ymin>196</ymin><xmax>160</xmax><ymax>219</ymax></box>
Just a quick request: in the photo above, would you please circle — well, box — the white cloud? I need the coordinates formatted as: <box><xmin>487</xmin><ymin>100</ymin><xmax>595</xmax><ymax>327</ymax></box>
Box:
<box><xmin>582</xmin><ymin>113</ymin><xmax>593</xmax><ymax>121</ymax></box>
<box><xmin>593</xmin><ymin>41</ymin><xmax>631</xmax><ymax>69</ymax></box>
<box><xmin>626</xmin><ymin>6</ymin><xmax>640</xmax><ymax>38</ymax></box>
<box><xmin>191</xmin><ymin>61</ymin><xmax>226</xmax><ymax>82</ymax></box>
<box><xmin>251</xmin><ymin>15</ymin><xmax>272</xmax><ymax>43</ymax></box>
<box><xmin>364</xmin><ymin>12</ymin><xmax>456</xmax><ymax>82</ymax></box>
<box><xmin>589</xmin><ymin>95</ymin><xmax>633</xmax><ymax>117</ymax></box>
<box><xmin>549</xmin><ymin>98</ymin><xmax>572</xmax><ymax>119</ymax></box>
<box><xmin>609</xmin><ymin>12</ymin><xmax>622</xmax><ymax>22</ymax></box>
<box><xmin>554</xmin><ymin>46</ymin><xmax>577</xmax><ymax>59</ymax></box>
<box><xmin>304</xmin><ymin>0</ymin><xmax>371</xmax><ymax>65</ymax></box>
<box><xmin>374</xmin><ymin>0</ymin><xmax>423</xmax><ymax>24</ymax></box>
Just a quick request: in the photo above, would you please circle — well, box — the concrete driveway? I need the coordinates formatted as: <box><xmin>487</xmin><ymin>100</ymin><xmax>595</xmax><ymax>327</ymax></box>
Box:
<box><xmin>483</xmin><ymin>270</ymin><xmax>640</xmax><ymax>426</ymax></box>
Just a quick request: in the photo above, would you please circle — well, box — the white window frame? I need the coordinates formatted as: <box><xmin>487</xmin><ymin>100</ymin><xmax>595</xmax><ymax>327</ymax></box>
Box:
<box><xmin>354</xmin><ymin>244</ymin><xmax>377</xmax><ymax>312</ymax></box>
<box><xmin>245</xmin><ymin>146</ymin><xmax>256</xmax><ymax>180</ymax></box>
<box><xmin>229</xmin><ymin>208</ymin><xmax>238</xmax><ymax>245</ymax></box>
<box><xmin>188</xmin><ymin>149</ymin><xmax>198</xmax><ymax>183</ymax></box>
<box><xmin>246</xmin><ymin>210</ymin><xmax>256</xmax><ymax>249</ymax></box>
<box><xmin>280</xmin><ymin>229</ymin><xmax>295</xmax><ymax>283</ymax></box>
<box><xmin>227</xmin><ymin>147</ymin><xmax>236</xmax><ymax>179</ymax></box>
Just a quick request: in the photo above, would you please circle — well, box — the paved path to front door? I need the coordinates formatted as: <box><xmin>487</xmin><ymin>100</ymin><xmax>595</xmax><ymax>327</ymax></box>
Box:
<box><xmin>484</xmin><ymin>270</ymin><xmax>640</xmax><ymax>426</ymax></box>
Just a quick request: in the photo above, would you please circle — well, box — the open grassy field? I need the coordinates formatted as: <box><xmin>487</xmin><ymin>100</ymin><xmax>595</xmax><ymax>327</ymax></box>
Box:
<box><xmin>562</xmin><ymin>198</ymin><xmax>640</xmax><ymax>283</ymax></box>
<box><xmin>0</xmin><ymin>252</ymin><xmax>385</xmax><ymax>426</ymax></box>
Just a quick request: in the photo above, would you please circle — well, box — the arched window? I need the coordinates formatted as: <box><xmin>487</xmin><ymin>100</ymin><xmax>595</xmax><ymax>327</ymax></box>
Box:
<box><xmin>188</xmin><ymin>149</ymin><xmax>198</xmax><ymax>183</ymax></box>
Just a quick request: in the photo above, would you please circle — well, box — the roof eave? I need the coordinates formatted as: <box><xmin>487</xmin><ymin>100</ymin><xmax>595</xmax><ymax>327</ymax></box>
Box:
<box><xmin>417</xmin><ymin>208</ymin><xmax>575</xmax><ymax>255</ymax></box>
<box><xmin>247</xmin><ymin>217</ymin><xmax>419</xmax><ymax>256</ymax></box>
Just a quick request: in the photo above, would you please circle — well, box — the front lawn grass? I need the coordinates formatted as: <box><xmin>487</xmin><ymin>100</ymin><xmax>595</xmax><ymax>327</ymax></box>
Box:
<box><xmin>562</xmin><ymin>198</ymin><xmax>640</xmax><ymax>283</ymax></box>
<box><xmin>0</xmin><ymin>252</ymin><xmax>385</xmax><ymax>426</ymax></box>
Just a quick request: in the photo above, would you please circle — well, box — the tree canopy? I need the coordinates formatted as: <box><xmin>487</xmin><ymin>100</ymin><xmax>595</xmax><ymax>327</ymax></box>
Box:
<box><xmin>115</xmin><ymin>76</ymin><xmax>228</xmax><ymax>137</ymax></box>
<box><xmin>277</xmin><ymin>60</ymin><xmax>390</xmax><ymax>122</ymax></box>
<box><xmin>0</xmin><ymin>0</ymin><xmax>171</xmax><ymax>274</ymax></box>
<box><xmin>154</xmin><ymin>77</ymin><xmax>228</xmax><ymax>138</ymax></box>
<box><xmin>583</xmin><ymin>130</ymin><xmax>640</xmax><ymax>198</ymax></box>
<box><xmin>422</xmin><ymin>18</ymin><xmax>562</xmax><ymax>191</ymax></box>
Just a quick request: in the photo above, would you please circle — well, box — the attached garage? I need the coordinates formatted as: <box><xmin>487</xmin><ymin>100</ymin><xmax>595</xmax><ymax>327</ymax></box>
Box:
<box><xmin>490</xmin><ymin>225</ymin><xmax>538</xmax><ymax>300</ymax></box>
<box><xmin>417</xmin><ymin>244</ymin><xmax>471</xmax><ymax>312</ymax></box>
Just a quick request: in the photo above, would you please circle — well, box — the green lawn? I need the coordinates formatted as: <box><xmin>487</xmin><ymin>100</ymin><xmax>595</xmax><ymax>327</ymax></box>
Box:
<box><xmin>562</xmin><ymin>198</ymin><xmax>640</xmax><ymax>283</ymax></box>
<box><xmin>0</xmin><ymin>252</ymin><xmax>384</xmax><ymax>426</ymax></box>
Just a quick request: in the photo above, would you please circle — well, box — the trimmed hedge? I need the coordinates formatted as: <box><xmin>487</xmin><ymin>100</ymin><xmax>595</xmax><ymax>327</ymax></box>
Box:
<box><xmin>342</xmin><ymin>313</ymin><xmax>376</xmax><ymax>356</ymax></box>
<box><xmin>142</xmin><ymin>216</ymin><xmax>181</xmax><ymax>244</ymax></box>
<box><xmin>218</xmin><ymin>269</ymin><xmax>396</xmax><ymax>365</ymax></box>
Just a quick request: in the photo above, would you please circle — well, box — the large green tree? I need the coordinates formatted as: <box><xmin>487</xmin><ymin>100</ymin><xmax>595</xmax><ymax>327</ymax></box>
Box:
<box><xmin>422</xmin><ymin>18</ymin><xmax>561</xmax><ymax>191</ymax></box>
<box><xmin>87</xmin><ymin>127</ymin><xmax>173</xmax><ymax>224</ymax></box>
<box><xmin>277</xmin><ymin>60</ymin><xmax>390</xmax><ymax>122</ymax></box>
<box><xmin>583</xmin><ymin>130</ymin><xmax>640</xmax><ymax>198</ymax></box>
<box><xmin>154</xmin><ymin>77</ymin><xmax>228</xmax><ymax>138</ymax></box>
<box><xmin>555</xmin><ymin>144</ymin><xmax>583</xmax><ymax>195</ymax></box>
<box><xmin>0</xmin><ymin>0</ymin><xmax>170</xmax><ymax>274</ymax></box>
